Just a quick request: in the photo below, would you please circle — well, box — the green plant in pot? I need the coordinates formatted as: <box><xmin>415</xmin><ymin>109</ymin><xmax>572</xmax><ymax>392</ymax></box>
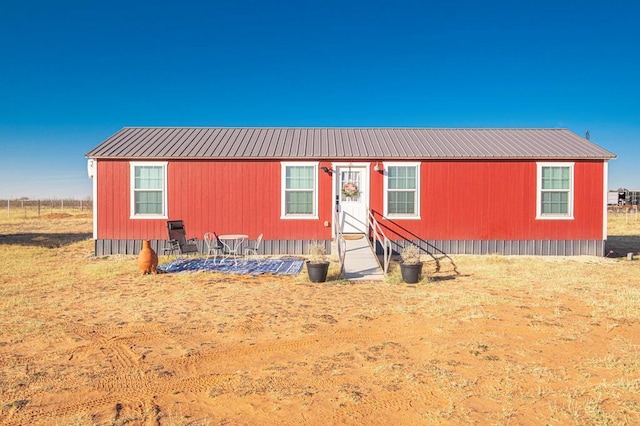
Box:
<box><xmin>306</xmin><ymin>242</ymin><xmax>330</xmax><ymax>283</ymax></box>
<box><xmin>399</xmin><ymin>244</ymin><xmax>423</xmax><ymax>284</ymax></box>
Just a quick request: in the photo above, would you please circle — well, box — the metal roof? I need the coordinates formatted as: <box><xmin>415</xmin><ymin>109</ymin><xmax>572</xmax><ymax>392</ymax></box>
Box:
<box><xmin>86</xmin><ymin>127</ymin><xmax>617</xmax><ymax>160</ymax></box>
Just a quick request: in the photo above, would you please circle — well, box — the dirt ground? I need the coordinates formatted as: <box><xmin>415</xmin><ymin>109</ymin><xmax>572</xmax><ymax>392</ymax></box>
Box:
<box><xmin>1</xmin><ymin>216</ymin><xmax>639</xmax><ymax>425</ymax></box>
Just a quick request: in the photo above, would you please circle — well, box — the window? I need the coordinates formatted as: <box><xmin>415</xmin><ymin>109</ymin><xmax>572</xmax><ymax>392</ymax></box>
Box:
<box><xmin>384</xmin><ymin>163</ymin><xmax>420</xmax><ymax>218</ymax></box>
<box><xmin>537</xmin><ymin>162</ymin><xmax>574</xmax><ymax>219</ymax></box>
<box><xmin>130</xmin><ymin>162</ymin><xmax>167</xmax><ymax>218</ymax></box>
<box><xmin>281</xmin><ymin>162</ymin><xmax>318</xmax><ymax>218</ymax></box>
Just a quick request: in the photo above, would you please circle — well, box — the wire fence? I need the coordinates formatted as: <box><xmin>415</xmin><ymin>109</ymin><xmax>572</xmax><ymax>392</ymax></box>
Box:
<box><xmin>608</xmin><ymin>204</ymin><xmax>638</xmax><ymax>221</ymax></box>
<box><xmin>2</xmin><ymin>198</ymin><xmax>93</xmax><ymax>219</ymax></box>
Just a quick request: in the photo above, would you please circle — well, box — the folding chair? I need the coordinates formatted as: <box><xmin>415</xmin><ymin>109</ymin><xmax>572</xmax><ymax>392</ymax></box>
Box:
<box><xmin>243</xmin><ymin>233</ymin><xmax>263</xmax><ymax>262</ymax></box>
<box><xmin>165</xmin><ymin>220</ymin><xmax>199</xmax><ymax>256</ymax></box>
<box><xmin>204</xmin><ymin>232</ymin><xmax>225</xmax><ymax>263</ymax></box>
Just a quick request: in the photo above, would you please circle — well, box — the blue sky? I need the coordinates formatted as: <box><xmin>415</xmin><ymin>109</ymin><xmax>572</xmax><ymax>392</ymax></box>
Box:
<box><xmin>0</xmin><ymin>0</ymin><xmax>638</xmax><ymax>199</ymax></box>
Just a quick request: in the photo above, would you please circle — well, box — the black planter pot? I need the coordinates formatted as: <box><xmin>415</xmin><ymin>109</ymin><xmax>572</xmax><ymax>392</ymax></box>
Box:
<box><xmin>307</xmin><ymin>261</ymin><xmax>330</xmax><ymax>283</ymax></box>
<box><xmin>400</xmin><ymin>262</ymin><xmax>423</xmax><ymax>284</ymax></box>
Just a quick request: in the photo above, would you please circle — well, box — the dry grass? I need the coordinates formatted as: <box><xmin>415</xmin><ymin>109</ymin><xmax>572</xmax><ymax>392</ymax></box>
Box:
<box><xmin>0</xmin><ymin>212</ymin><xmax>638</xmax><ymax>425</ymax></box>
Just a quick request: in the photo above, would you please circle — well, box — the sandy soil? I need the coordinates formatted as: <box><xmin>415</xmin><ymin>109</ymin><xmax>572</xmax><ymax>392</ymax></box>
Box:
<box><xmin>1</xmin><ymin>220</ymin><xmax>639</xmax><ymax>425</ymax></box>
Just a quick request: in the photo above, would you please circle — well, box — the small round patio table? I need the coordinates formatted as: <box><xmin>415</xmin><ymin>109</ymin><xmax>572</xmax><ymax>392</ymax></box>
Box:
<box><xmin>218</xmin><ymin>234</ymin><xmax>248</xmax><ymax>264</ymax></box>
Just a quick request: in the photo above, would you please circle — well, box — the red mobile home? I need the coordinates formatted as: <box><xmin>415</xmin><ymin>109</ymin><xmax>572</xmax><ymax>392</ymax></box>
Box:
<box><xmin>86</xmin><ymin>128</ymin><xmax>616</xmax><ymax>257</ymax></box>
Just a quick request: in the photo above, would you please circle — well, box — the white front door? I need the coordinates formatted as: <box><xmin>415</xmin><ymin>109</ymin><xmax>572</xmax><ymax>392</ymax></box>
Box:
<box><xmin>336</xmin><ymin>164</ymin><xmax>368</xmax><ymax>234</ymax></box>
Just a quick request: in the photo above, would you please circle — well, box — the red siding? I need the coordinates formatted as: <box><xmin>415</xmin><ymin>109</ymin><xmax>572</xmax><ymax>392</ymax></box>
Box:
<box><xmin>96</xmin><ymin>160</ymin><xmax>334</xmax><ymax>241</ymax></box>
<box><xmin>97</xmin><ymin>159</ymin><xmax>605</xmax><ymax>243</ymax></box>
<box><xmin>373</xmin><ymin>160</ymin><xmax>605</xmax><ymax>241</ymax></box>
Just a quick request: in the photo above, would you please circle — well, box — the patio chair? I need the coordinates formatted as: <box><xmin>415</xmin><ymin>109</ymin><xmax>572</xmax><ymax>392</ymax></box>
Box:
<box><xmin>243</xmin><ymin>233</ymin><xmax>263</xmax><ymax>262</ymax></box>
<box><xmin>165</xmin><ymin>220</ymin><xmax>199</xmax><ymax>256</ymax></box>
<box><xmin>204</xmin><ymin>232</ymin><xmax>225</xmax><ymax>263</ymax></box>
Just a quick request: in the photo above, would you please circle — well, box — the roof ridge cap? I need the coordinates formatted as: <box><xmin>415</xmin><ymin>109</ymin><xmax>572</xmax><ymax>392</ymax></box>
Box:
<box><xmin>119</xmin><ymin>126</ymin><xmax>570</xmax><ymax>130</ymax></box>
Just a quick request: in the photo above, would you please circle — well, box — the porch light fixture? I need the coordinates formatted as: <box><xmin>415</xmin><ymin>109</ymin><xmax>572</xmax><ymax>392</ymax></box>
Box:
<box><xmin>321</xmin><ymin>166</ymin><xmax>333</xmax><ymax>175</ymax></box>
<box><xmin>374</xmin><ymin>162</ymin><xmax>383</xmax><ymax>172</ymax></box>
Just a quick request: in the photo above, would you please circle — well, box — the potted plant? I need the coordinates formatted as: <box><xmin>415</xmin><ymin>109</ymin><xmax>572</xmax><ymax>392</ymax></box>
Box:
<box><xmin>306</xmin><ymin>242</ymin><xmax>330</xmax><ymax>283</ymax></box>
<box><xmin>399</xmin><ymin>244</ymin><xmax>423</xmax><ymax>284</ymax></box>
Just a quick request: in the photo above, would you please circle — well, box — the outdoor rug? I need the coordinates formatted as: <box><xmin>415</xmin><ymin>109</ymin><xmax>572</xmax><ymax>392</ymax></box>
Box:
<box><xmin>157</xmin><ymin>257</ymin><xmax>305</xmax><ymax>276</ymax></box>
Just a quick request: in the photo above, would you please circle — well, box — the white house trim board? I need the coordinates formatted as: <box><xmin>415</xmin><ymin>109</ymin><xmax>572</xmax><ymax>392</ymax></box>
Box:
<box><xmin>603</xmin><ymin>161</ymin><xmax>609</xmax><ymax>240</ymax></box>
<box><xmin>92</xmin><ymin>160</ymin><xmax>98</xmax><ymax>239</ymax></box>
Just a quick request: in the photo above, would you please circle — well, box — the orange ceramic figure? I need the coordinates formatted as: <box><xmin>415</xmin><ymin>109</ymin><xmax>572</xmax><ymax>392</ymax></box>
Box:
<box><xmin>138</xmin><ymin>240</ymin><xmax>158</xmax><ymax>275</ymax></box>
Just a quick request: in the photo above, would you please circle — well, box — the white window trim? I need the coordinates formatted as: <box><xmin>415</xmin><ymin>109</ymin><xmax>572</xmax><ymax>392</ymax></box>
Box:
<box><xmin>130</xmin><ymin>161</ymin><xmax>168</xmax><ymax>219</ymax></box>
<box><xmin>383</xmin><ymin>162</ymin><xmax>421</xmax><ymax>219</ymax></box>
<box><xmin>536</xmin><ymin>162</ymin><xmax>574</xmax><ymax>220</ymax></box>
<box><xmin>281</xmin><ymin>161</ymin><xmax>319</xmax><ymax>219</ymax></box>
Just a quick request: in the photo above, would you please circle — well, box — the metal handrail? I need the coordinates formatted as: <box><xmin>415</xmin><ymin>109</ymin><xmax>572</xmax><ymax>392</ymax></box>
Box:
<box><xmin>333</xmin><ymin>208</ymin><xmax>346</xmax><ymax>278</ymax></box>
<box><xmin>368</xmin><ymin>210</ymin><xmax>391</xmax><ymax>274</ymax></box>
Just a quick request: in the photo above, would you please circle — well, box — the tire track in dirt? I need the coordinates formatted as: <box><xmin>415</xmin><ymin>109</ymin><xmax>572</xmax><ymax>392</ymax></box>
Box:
<box><xmin>60</xmin><ymin>323</ymin><xmax>167</xmax><ymax>370</ymax></box>
<box><xmin>1</xmin><ymin>323</ymin><xmax>161</xmax><ymax>397</ymax></box>
<box><xmin>88</xmin><ymin>327</ymin><xmax>390</xmax><ymax>394</ymax></box>
<box><xmin>160</xmin><ymin>327</ymin><xmax>399</xmax><ymax>371</ymax></box>
<box><xmin>64</xmin><ymin>322</ymin><xmax>166</xmax><ymax>347</ymax></box>
<box><xmin>1</xmin><ymin>323</ymin><xmax>166</xmax><ymax>425</ymax></box>
<box><xmin>328</xmin><ymin>386</ymin><xmax>438</xmax><ymax>424</ymax></box>
<box><xmin>2</xmin><ymin>324</ymin><xmax>421</xmax><ymax>425</ymax></box>
<box><xmin>2</xmin><ymin>328</ymin><xmax>348</xmax><ymax>425</ymax></box>
<box><xmin>0</xmin><ymin>373</ymin><xmax>238</xmax><ymax>426</ymax></box>
<box><xmin>108</xmin><ymin>343</ymin><xmax>141</xmax><ymax>370</ymax></box>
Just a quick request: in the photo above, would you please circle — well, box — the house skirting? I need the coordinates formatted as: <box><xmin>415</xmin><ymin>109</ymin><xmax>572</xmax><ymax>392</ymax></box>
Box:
<box><xmin>94</xmin><ymin>238</ymin><xmax>605</xmax><ymax>257</ymax></box>
<box><xmin>382</xmin><ymin>239</ymin><xmax>606</xmax><ymax>257</ymax></box>
<box><xmin>93</xmin><ymin>239</ymin><xmax>332</xmax><ymax>257</ymax></box>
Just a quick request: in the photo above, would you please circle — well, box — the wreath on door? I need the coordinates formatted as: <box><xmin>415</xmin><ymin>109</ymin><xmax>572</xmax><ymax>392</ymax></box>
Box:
<box><xmin>342</xmin><ymin>182</ymin><xmax>360</xmax><ymax>198</ymax></box>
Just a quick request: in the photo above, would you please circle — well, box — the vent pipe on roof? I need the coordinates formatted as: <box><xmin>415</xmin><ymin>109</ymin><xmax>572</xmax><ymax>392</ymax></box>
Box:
<box><xmin>585</xmin><ymin>130</ymin><xmax>590</xmax><ymax>140</ymax></box>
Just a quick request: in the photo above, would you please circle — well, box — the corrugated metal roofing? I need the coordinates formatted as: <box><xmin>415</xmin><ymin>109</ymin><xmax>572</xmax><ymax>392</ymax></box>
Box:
<box><xmin>86</xmin><ymin>128</ymin><xmax>617</xmax><ymax>160</ymax></box>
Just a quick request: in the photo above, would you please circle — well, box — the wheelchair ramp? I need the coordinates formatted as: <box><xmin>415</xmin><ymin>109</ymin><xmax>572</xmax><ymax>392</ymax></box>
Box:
<box><xmin>342</xmin><ymin>235</ymin><xmax>384</xmax><ymax>281</ymax></box>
